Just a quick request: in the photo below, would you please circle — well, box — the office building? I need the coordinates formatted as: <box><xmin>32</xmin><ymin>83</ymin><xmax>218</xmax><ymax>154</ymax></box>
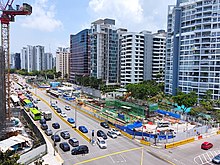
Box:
<box><xmin>165</xmin><ymin>0</ymin><xmax>220</xmax><ymax>99</ymax></box>
<box><xmin>56</xmin><ymin>47</ymin><xmax>69</xmax><ymax>79</ymax></box>
<box><xmin>120</xmin><ymin>32</ymin><xmax>145</xmax><ymax>86</ymax></box>
<box><xmin>70</xmin><ymin>29</ymin><xmax>90</xmax><ymax>82</ymax></box>
<box><xmin>90</xmin><ymin>18</ymin><xmax>119</xmax><ymax>85</ymax></box>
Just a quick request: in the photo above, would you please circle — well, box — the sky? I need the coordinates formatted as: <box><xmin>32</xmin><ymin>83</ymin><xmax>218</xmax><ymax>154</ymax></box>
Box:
<box><xmin>6</xmin><ymin>0</ymin><xmax>176</xmax><ymax>55</ymax></box>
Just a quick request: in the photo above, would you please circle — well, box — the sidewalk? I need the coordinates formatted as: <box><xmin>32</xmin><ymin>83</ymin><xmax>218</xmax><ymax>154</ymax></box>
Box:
<box><xmin>30</xmin><ymin>127</ymin><xmax>64</xmax><ymax>165</ymax></box>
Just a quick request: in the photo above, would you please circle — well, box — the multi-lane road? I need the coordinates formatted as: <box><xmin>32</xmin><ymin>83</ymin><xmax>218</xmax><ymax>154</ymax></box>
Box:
<box><xmin>13</xmin><ymin>77</ymin><xmax>173</xmax><ymax>165</ymax></box>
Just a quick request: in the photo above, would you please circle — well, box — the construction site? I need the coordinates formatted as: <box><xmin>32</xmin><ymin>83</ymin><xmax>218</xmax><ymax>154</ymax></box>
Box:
<box><xmin>0</xmin><ymin>1</ymin><xmax>32</xmax><ymax>140</ymax></box>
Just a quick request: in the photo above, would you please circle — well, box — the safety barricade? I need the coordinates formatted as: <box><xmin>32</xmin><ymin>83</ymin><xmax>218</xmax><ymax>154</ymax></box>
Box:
<box><xmin>165</xmin><ymin>137</ymin><xmax>194</xmax><ymax>149</ymax></box>
<box><xmin>140</xmin><ymin>140</ymin><xmax>150</xmax><ymax>146</ymax></box>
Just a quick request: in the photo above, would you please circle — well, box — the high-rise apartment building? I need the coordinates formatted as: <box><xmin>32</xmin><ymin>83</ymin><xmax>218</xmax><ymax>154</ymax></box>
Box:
<box><xmin>152</xmin><ymin>30</ymin><xmax>166</xmax><ymax>82</ymax></box>
<box><xmin>70</xmin><ymin>29</ymin><xmax>90</xmax><ymax>82</ymax></box>
<box><xmin>120</xmin><ymin>32</ymin><xmax>145</xmax><ymax>86</ymax></box>
<box><xmin>10</xmin><ymin>53</ymin><xmax>21</xmax><ymax>69</ymax></box>
<box><xmin>90</xmin><ymin>18</ymin><xmax>119</xmax><ymax>85</ymax></box>
<box><xmin>21</xmin><ymin>45</ymin><xmax>52</xmax><ymax>72</ymax></box>
<box><xmin>165</xmin><ymin>0</ymin><xmax>220</xmax><ymax>99</ymax></box>
<box><xmin>56</xmin><ymin>47</ymin><xmax>69</xmax><ymax>78</ymax></box>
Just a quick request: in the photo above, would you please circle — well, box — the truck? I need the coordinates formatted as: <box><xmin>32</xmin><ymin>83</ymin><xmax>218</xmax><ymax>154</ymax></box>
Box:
<box><xmin>43</xmin><ymin>111</ymin><xmax>52</xmax><ymax>120</ymax></box>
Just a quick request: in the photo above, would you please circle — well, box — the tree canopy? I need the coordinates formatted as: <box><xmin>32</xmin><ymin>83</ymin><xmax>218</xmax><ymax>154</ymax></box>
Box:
<box><xmin>0</xmin><ymin>150</ymin><xmax>21</xmax><ymax>165</ymax></box>
<box><xmin>172</xmin><ymin>91</ymin><xmax>197</xmax><ymax>114</ymax></box>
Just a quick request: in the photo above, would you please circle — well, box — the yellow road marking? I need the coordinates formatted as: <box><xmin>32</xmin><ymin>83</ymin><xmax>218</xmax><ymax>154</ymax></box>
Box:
<box><xmin>74</xmin><ymin>147</ymin><xmax>143</xmax><ymax>165</ymax></box>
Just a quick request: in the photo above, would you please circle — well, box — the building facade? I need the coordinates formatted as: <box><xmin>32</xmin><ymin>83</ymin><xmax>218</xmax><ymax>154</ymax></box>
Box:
<box><xmin>120</xmin><ymin>32</ymin><xmax>145</xmax><ymax>86</ymax></box>
<box><xmin>56</xmin><ymin>47</ymin><xmax>69</xmax><ymax>79</ymax></box>
<box><xmin>90</xmin><ymin>18</ymin><xmax>119</xmax><ymax>85</ymax></box>
<box><xmin>70</xmin><ymin>29</ymin><xmax>90</xmax><ymax>82</ymax></box>
<box><xmin>165</xmin><ymin>0</ymin><xmax>220</xmax><ymax>99</ymax></box>
<box><xmin>43</xmin><ymin>53</ymin><xmax>53</xmax><ymax>70</ymax></box>
<box><xmin>152</xmin><ymin>30</ymin><xmax>166</xmax><ymax>82</ymax></box>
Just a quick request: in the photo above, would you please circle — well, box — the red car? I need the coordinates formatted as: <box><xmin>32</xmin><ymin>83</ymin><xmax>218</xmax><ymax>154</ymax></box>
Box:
<box><xmin>201</xmin><ymin>142</ymin><xmax>213</xmax><ymax>150</ymax></box>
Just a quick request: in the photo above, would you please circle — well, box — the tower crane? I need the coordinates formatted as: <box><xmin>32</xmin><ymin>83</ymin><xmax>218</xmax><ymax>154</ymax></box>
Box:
<box><xmin>0</xmin><ymin>0</ymin><xmax>32</xmax><ymax>121</ymax></box>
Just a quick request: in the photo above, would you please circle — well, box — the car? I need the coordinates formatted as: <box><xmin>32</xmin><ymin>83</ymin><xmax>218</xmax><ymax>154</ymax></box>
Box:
<box><xmin>59</xmin><ymin>142</ymin><xmax>70</xmax><ymax>152</ymax></box>
<box><xmin>65</xmin><ymin>105</ymin><xmax>71</xmax><ymax>110</ymax></box>
<box><xmin>212</xmin><ymin>154</ymin><xmax>220</xmax><ymax>164</ymax></box>
<box><xmin>100</xmin><ymin>122</ymin><xmax>109</xmax><ymax>129</ymax></box>
<box><xmin>79</xmin><ymin>126</ymin><xmax>88</xmax><ymax>133</ymax></box>
<box><xmin>33</xmin><ymin>100</ymin><xmax>38</xmax><ymax>104</ymax></box>
<box><xmin>107</xmin><ymin>131</ymin><xmax>117</xmax><ymax>139</ymax></box>
<box><xmin>45</xmin><ymin>129</ymin><xmax>53</xmax><ymax>136</ymax></box>
<box><xmin>71</xmin><ymin>145</ymin><xmax>89</xmax><ymax>155</ymax></box>
<box><xmin>201</xmin><ymin>142</ymin><xmax>213</xmax><ymax>150</ymax></box>
<box><xmin>41</xmin><ymin>124</ymin><xmax>48</xmax><ymax>130</ymax></box>
<box><xmin>111</xmin><ymin>128</ymin><xmax>121</xmax><ymax>136</ymax></box>
<box><xmin>39</xmin><ymin>118</ymin><xmax>46</xmax><ymax>125</ymax></box>
<box><xmin>67</xmin><ymin>118</ymin><xmax>75</xmax><ymax>124</ymax></box>
<box><xmin>69</xmin><ymin>138</ymin><xmax>79</xmax><ymax>147</ymax></box>
<box><xmin>56</xmin><ymin>108</ymin><xmax>62</xmax><ymax>113</ymax></box>
<box><xmin>60</xmin><ymin>131</ymin><xmax>70</xmax><ymax>139</ymax></box>
<box><xmin>97</xmin><ymin>130</ymin><xmax>107</xmax><ymax>140</ymax></box>
<box><xmin>97</xmin><ymin>137</ymin><xmax>107</xmax><ymax>149</ymax></box>
<box><xmin>60</xmin><ymin>112</ymin><xmax>67</xmax><ymax>118</ymax></box>
<box><xmin>54</xmin><ymin>106</ymin><xmax>58</xmax><ymax>110</ymax></box>
<box><xmin>52</xmin><ymin>122</ymin><xmax>60</xmax><ymax>129</ymax></box>
<box><xmin>51</xmin><ymin>103</ymin><xmax>56</xmax><ymax>107</ymax></box>
<box><xmin>51</xmin><ymin>135</ymin><xmax>61</xmax><ymax>142</ymax></box>
<box><xmin>37</xmin><ymin>98</ymin><xmax>40</xmax><ymax>101</ymax></box>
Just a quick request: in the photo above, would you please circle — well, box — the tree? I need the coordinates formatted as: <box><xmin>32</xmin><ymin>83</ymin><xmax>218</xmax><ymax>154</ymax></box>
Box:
<box><xmin>200</xmin><ymin>90</ymin><xmax>215</xmax><ymax>112</ymax></box>
<box><xmin>55</xmin><ymin>71</ymin><xmax>62</xmax><ymax>78</ymax></box>
<box><xmin>172</xmin><ymin>91</ymin><xmax>197</xmax><ymax>114</ymax></box>
<box><xmin>0</xmin><ymin>150</ymin><xmax>21</xmax><ymax>165</ymax></box>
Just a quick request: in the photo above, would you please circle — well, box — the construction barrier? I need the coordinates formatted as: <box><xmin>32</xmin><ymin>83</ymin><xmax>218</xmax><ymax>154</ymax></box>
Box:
<box><xmin>120</xmin><ymin>130</ymin><xmax>133</xmax><ymax>139</ymax></box>
<box><xmin>165</xmin><ymin>137</ymin><xmax>195</xmax><ymax>149</ymax></box>
<box><xmin>217</xmin><ymin>130</ymin><xmax>220</xmax><ymax>134</ymax></box>
<box><xmin>198</xmin><ymin>135</ymin><xmax>203</xmax><ymax>140</ymax></box>
<box><xmin>140</xmin><ymin>140</ymin><xmax>150</xmax><ymax>146</ymax></box>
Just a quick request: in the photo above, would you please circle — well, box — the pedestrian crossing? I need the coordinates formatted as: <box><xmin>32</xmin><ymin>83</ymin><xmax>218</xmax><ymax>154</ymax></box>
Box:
<box><xmin>194</xmin><ymin>150</ymin><xmax>220</xmax><ymax>165</ymax></box>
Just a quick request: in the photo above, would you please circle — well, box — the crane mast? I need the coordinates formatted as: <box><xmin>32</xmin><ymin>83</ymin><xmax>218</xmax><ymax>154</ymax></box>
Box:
<box><xmin>0</xmin><ymin>1</ymin><xmax>32</xmax><ymax>122</ymax></box>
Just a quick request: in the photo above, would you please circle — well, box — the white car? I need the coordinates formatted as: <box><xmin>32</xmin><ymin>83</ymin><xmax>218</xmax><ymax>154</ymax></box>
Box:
<box><xmin>107</xmin><ymin>131</ymin><xmax>117</xmax><ymax>139</ymax></box>
<box><xmin>60</xmin><ymin>112</ymin><xmax>67</xmax><ymax>118</ymax></box>
<box><xmin>65</xmin><ymin>105</ymin><xmax>71</xmax><ymax>110</ymax></box>
<box><xmin>111</xmin><ymin>128</ymin><xmax>121</xmax><ymax>136</ymax></box>
<box><xmin>97</xmin><ymin>137</ymin><xmax>107</xmax><ymax>149</ymax></box>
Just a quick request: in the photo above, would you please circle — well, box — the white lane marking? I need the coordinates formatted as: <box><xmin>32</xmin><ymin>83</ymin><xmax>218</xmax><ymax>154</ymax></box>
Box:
<box><xmin>209</xmin><ymin>151</ymin><xmax>214</xmax><ymax>158</ymax></box>
<box><xmin>120</xmin><ymin>154</ymin><xmax>126</xmax><ymax>162</ymax></box>
<box><xmin>109</xmin><ymin>155</ymin><xmax>116</xmax><ymax>164</ymax></box>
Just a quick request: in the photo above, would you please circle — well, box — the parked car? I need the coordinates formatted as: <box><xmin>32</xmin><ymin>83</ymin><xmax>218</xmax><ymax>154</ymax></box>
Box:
<box><xmin>201</xmin><ymin>142</ymin><xmax>213</xmax><ymax>150</ymax></box>
<box><xmin>51</xmin><ymin>135</ymin><xmax>61</xmax><ymax>142</ymax></box>
<box><xmin>97</xmin><ymin>137</ymin><xmax>107</xmax><ymax>149</ymax></box>
<box><xmin>97</xmin><ymin>130</ymin><xmax>107</xmax><ymax>140</ymax></box>
<box><xmin>60</xmin><ymin>131</ymin><xmax>70</xmax><ymax>139</ymax></box>
<box><xmin>59</xmin><ymin>142</ymin><xmax>70</xmax><ymax>152</ymax></box>
<box><xmin>79</xmin><ymin>126</ymin><xmax>88</xmax><ymax>133</ymax></box>
<box><xmin>39</xmin><ymin>118</ymin><xmax>46</xmax><ymax>125</ymax></box>
<box><xmin>65</xmin><ymin>105</ymin><xmax>71</xmax><ymax>110</ymax></box>
<box><xmin>52</xmin><ymin>122</ymin><xmax>60</xmax><ymax>129</ymax></box>
<box><xmin>60</xmin><ymin>112</ymin><xmax>67</xmax><ymax>118</ymax></box>
<box><xmin>71</xmin><ymin>145</ymin><xmax>89</xmax><ymax>155</ymax></box>
<box><xmin>107</xmin><ymin>131</ymin><xmax>117</xmax><ymax>139</ymax></box>
<box><xmin>45</xmin><ymin>129</ymin><xmax>53</xmax><ymax>136</ymax></box>
<box><xmin>36</xmin><ymin>98</ymin><xmax>40</xmax><ymax>101</ymax></box>
<box><xmin>69</xmin><ymin>138</ymin><xmax>79</xmax><ymax>147</ymax></box>
<box><xmin>33</xmin><ymin>100</ymin><xmax>38</xmax><ymax>104</ymax></box>
<box><xmin>67</xmin><ymin>118</ymin><xmax>75</xmax><ymax>124</ymax></box>
<box><xmin>56</xmin><ymin>108</ymin><xmax>62</xmax><ymax>113</ymax></box>
<box><xmin>100</xmin><ymin>122</ymin><xmax>109</xmax><ymax>129</ymax></box>
<box><xmin>41</xmin><ymin>124</ymin><xmax>48</xmax><ymax>130</ymax></box>
<box><xmin>111</xmin><ymin>128</ymin><xmax>121</xmax><ymax>136</ymax></box>
<box><xmin>212</xmin><ymin>154</ymin><xmax>220</xmax><ymax>164</ymax></box>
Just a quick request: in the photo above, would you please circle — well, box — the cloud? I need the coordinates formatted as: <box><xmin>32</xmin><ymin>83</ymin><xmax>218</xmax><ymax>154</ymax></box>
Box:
<box><xmin>21</xmin><ymin>0</ymin><xmax>63</xmax><ymax>32</ymax></box>
<box><xmin>88</xmin><ymin>0</ymin><xmax>176</xmax><ymax>32</ymax></box>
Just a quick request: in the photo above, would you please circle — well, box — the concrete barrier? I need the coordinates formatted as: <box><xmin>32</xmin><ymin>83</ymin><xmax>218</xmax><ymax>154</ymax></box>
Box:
<box><xmin>120</xmin><ymin>130</ymin><xmax>133</xmax><ymax>139</ymax></box>
<box><xmin>140</xmin><ymin>140</ymin><xmax>150</xmax><ymax>146</ymax></box>
<box><xmin>165</xmin><ymin>137</ymin><xmax>195</xmax><ymax>149</ymax></box>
